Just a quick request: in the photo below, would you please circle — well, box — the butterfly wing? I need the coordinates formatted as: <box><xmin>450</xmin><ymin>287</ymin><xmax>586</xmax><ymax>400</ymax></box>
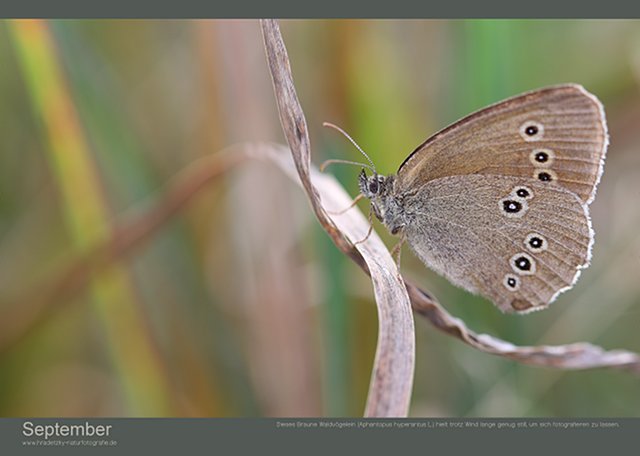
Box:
<box><xmin>393</xmin><ymin>84</ymin><xmax>606</xmax><ymax>312</ymax></box>
<box><xmin>402</xmin><ymin>174</ymin><xmax>592</xmax><ymax>313</ymax></box>
<box><xmin>396</xmin><ymin>84</ymin><xmax>608</xmax><ymax>205</ymax></box>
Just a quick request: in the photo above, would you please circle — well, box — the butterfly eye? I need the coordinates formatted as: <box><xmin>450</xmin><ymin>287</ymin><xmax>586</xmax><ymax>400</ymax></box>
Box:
<box><xmin>368</xmin><ymin>180</ymin><xmax>379</xmax><ymax>194</ymax></box>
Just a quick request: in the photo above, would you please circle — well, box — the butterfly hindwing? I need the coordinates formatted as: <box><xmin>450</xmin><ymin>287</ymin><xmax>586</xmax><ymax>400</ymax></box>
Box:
<box><xmin>401</xmin><ymin>174</ymin><xmax>592</xmax><ymax>313</ymax></box>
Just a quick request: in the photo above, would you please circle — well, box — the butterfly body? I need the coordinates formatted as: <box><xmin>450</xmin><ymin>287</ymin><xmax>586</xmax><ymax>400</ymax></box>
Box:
<box><xmin>359</xmin><ymin>171</ymin><xmax>405</xmax><ymax>234</ymax></box>
<box><xmin>359</xmin><ymin>84</ymin><xmax>608</xmax><ymax>314</ymax></box>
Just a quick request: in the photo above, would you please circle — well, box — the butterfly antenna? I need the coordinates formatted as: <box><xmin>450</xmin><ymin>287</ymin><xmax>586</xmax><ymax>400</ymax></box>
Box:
<box><xmin>320</xmin><ymin>159</ymin><xmax>375</xmax><ymax>173</ymax></box>
<box><xmin>322</xmin><ymin>122</ymin><xmax>377</xmax><ymax>173</ymax></box>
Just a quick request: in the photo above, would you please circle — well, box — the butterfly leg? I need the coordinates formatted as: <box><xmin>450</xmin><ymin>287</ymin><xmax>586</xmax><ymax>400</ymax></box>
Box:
<box><xmin>390</xmin><ymin>234</ymin><xmax>405</xmax><ymax>270</ymax></box>
<box><xmin>326</xmin><ymin>193</ymin><xmax>364</xmax><ymax>215</ymax></box>
<box><xmin>353</xmin><ymin>204</ymin><xmax>374</xmax><ymax>246</ymax></box>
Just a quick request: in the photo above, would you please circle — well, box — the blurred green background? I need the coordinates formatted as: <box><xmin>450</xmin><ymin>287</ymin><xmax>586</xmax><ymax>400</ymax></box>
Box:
<box><xmin>0</xmin><ymin>19</ymin><xmax>639</xmax><ymax>417</ymax></box>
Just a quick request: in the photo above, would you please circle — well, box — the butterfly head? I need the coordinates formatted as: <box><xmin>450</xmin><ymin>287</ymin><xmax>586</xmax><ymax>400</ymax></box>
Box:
<box><xmin>320</xmin><ymin>122</ymin><xmax>406</xmax><ymax>234</ymax></box>
<box><xmin>358</xmin><ymin>169</ymin><xmax>385</xmax><ymax>199</ymax></box>
<box><xmin>359</xmin><ymin>169</ymin><xmax>405</xmax><ymax>234</ymax></box>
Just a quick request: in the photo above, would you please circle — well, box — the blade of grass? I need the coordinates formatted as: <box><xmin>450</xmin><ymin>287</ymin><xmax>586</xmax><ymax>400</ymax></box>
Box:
<box><xmin>52</xmin><ymin>20</ymin><xmax>232</xmax><ymax>416</ymax></box>
<box><xmin>8</xmin><ymin>19</ymin><xmax>173</xmax><ymax>415</ymax></box>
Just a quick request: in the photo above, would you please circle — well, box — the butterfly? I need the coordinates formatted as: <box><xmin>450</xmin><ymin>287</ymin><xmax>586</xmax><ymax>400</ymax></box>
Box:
<box><xmin>339</xmin><ymin>84</ymin><xmax>608</xmax><ymax>313</ymax></box>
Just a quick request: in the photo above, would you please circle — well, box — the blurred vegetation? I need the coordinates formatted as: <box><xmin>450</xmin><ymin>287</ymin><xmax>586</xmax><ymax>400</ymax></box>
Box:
<box><xmin>0</xmin><ymin>19</ymin><xmax>639</xmax><ymax>417</ymax></box>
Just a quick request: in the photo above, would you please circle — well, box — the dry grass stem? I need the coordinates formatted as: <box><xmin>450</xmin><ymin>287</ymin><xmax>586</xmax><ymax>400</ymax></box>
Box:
<box><xmin>261</xmin><ymin>19</ymin><xmax>416</xmax><ymax>418</ymax></box>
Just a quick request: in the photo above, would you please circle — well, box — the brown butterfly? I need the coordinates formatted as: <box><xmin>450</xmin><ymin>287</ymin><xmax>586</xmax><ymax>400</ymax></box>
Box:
<box><xmin>346</xmin><ymin>84</ymin><xmax>607</xmax><ymax>313</ymax></box>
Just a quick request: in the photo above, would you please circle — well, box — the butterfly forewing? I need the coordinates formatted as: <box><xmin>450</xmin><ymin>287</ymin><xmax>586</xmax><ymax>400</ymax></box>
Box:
<box><xmin>396</xmin><ymin>84</ymin><xmax>607</xmax><ymax>205</ymax></box>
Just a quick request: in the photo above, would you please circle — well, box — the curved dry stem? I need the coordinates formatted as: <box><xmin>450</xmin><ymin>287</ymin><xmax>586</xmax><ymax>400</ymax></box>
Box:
<box><xmin>261</xmin><ymin>19</ymin><xmax>415</xmax><ymax>418</ymax></box>
<box><xmin>406</xmin><ymin>285</ymin><xmax>640</xmax><ymax>374</ymax></box>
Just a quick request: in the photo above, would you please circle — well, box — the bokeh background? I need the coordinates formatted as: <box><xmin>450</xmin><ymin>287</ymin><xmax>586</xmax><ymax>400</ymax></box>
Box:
<box><xmin>0</xmin><ymin>19</ymin><xmax>639</xmax><ymax>417</ymax></box>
